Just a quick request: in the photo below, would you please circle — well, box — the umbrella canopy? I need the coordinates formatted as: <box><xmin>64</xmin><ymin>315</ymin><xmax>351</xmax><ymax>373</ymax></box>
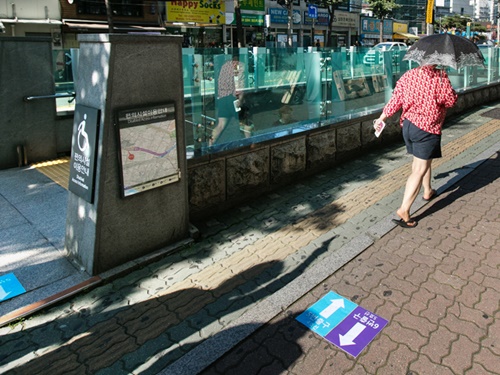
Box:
<box><xmin>403</xmin><ymin>33</ymin><xmax>484</xmax><ymax>70</ymax></box>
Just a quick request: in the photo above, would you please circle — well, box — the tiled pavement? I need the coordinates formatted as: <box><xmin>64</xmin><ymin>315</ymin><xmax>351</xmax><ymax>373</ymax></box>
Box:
<box><xmin>0</xmin><ymin>103</ymin><xmax>499</xmax><ymax>375</ymax></box>
<box><xmin>198</xmin><ymin>150</ymin><xmax>500</xmax><ymax>375</ymax></box>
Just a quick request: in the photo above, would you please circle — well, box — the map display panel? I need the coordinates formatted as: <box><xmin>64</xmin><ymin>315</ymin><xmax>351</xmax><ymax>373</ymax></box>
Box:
<box><xmin>117</xmin><ymin>103</ymin><xmax>179</xmax><ymax>197</ymax></box>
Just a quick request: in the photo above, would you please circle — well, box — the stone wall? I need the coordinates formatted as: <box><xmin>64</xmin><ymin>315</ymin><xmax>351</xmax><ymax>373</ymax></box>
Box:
<box><xmin>187</xmin><ymin>83</ymin><xmax>500</xmax><ymax>220</ymax></box>
<box><xmin>0</xmin><ymin>37</ymin><xmax>58</xmax><ymax>169</ymax></box>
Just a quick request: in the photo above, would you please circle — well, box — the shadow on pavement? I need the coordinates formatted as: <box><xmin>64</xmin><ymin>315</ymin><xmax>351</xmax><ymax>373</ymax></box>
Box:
<box><xmin>0</xmin><ymin>236</ymin><xmax>335</xmax><ymax>374</ymax></box>
<box><xmin>415</xmin><ymin>152</ymin><xmax>500</xmax><ymax>223</ymax></box>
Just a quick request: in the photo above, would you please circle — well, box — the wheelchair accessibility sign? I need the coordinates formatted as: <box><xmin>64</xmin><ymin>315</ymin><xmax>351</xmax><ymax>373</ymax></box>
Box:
<box><xmin>0</xmin><ymin>273</ymin><xmax>26</xmax><ymax>303</ymax></box>
<box><xmin>296</xmin><ymin>291</ymin><xmax>388</xmax><ymax>357</ymax></box>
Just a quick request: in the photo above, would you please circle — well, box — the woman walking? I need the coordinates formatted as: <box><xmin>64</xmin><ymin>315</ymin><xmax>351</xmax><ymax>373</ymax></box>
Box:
<box><xmin>374</xmin><ymin>64</ymin><xmax>457</xmax><ymax>228</ymax></box>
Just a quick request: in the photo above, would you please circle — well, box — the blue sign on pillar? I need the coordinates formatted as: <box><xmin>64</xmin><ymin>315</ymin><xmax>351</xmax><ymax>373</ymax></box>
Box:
<box><xmin>0</xmin><ymin>273</ymin><xmax>26</xmax><ymax>302</ymax></box>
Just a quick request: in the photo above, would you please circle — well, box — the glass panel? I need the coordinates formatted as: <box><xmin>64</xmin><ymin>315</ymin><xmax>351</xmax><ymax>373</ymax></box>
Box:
<box><xmin>53</xmin><ymin>49</ymin><xmax>76</xmax><ymax>113</ymax></box>
<box><xmin>62</xmin><ymin>45</ymin><xmax>496</xmax><ymax>158</ymax></box>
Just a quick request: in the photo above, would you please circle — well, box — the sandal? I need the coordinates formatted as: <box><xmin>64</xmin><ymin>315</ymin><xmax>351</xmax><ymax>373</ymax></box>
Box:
<box><xmin>392</xmin><ymin>218</ymin><xmax>418</xmax><ymax>228</ymax></box>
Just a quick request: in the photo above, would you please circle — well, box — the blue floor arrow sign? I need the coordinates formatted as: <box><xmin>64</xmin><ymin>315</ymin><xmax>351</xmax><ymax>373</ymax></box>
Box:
<box><xmin>296</xmin><ymin>291</ymin><xmax>357</xmax><ymax>337</ymax></box>
<box><xmin>325</xmin><ymin>305</ymin><xmax>388</xmax><ymax>357</ymax></box>
<box><xmin>296</xmin><ymin>291</ymin><xmax>388</xmax><ymax>357</ymax></box>
<box><xmin>0</xmin><ymin>273</ymin><xmax>26</xmax><ymax>303</ymax></box>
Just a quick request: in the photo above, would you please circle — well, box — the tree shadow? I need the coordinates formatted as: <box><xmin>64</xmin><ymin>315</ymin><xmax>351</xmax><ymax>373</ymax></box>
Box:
<box><xmin>0</xmin><ymin>237</ymin><xmax>335</xmax><ymax>374</ymax></box>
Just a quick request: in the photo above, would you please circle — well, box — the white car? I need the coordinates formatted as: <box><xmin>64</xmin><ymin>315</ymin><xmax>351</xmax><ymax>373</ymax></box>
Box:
<box><xmin>363</xmin><ymin>42</ymin><xmax>407</xmax><ymax>65</ymax></box>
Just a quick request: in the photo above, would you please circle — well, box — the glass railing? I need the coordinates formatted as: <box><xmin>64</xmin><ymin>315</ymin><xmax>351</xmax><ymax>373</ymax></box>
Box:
<box><xmin>57</xmin><ymin>45</ymin><xmax>499</xmax><ymax>157</ymax></box>
<box><xmin>53</xmin><ymin>49</ymin><xmax>78</xmax><ymax>113</ymax></box>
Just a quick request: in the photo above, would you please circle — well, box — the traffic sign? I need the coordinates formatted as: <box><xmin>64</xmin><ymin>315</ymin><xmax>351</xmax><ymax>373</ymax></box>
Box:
<box><xmin>325</xmin><ymin>306</ymin><xmax>388</xmax><ymax>357</ymax></box>
<box><xmin>308</xmin><ymin>4</ymin><xmax>318</xmax><ymax>19</ymax></box>
<box><xmin>0</xmin><ymin>273</ymin><xmax>26</xmax><ymax>303</ymax></box>
<box><xmin>296</xmin><ymin>291</ymin><xmax>357</xmax><ymax>337</ymax></box>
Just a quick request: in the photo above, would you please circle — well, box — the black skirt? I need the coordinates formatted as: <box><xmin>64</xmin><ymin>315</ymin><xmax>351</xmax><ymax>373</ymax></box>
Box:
<box><xmin>402</xmin><ymin>119</ymin><xmax>442</xmax><ymax>160</ymax></box>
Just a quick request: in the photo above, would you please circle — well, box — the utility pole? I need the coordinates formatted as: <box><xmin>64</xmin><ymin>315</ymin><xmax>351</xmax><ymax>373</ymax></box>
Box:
<box><xmin>287</xmin><ymin>1</ymin><xmax>293</xmax><ymax>47</ymax></box>
<box><xmin>278</xmin><ymin>0</ymin><xmax>293</xmax><ymax>47</ymax></box>
<box><xmin>497</xmin><ymin>0</ymin><xmax>500</xmax><ymax>43</ymax></box>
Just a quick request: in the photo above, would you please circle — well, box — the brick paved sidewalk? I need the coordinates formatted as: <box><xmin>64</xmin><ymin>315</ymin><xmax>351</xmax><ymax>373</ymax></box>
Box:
<box><xmin>0</xmin><ymin>106</ymin><xmax>498</xmax><ymax>375</ymax></box>
<box><xmin>200</xmin><ymin>152</ymin><xmax>500</xmax><ymax>375</ymax></box>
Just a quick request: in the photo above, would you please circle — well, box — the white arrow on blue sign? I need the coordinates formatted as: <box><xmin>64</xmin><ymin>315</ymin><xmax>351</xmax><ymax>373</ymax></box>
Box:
<box><xmin>296</xmin><ymin>291</ymin><xmax>357</xmax><ymax>337</ymax></box>
<box><xmin>0</xmin><ymin>273</ymin><xmax>26</xmax><ymax>303</ymax></box>
<box><xmin>297</xmin><ymin>291</ymin><xmax>389</xmax><ymax>358</ymax></box>
<box><xmin>308</xmin><ymin>4</ymin><xmax>318</xmax><ymax>19</ymax></box>
<box><xmin>325</xmin><ymin>305</ymin><xmax>388</xmax><ymax>357</ymax></box>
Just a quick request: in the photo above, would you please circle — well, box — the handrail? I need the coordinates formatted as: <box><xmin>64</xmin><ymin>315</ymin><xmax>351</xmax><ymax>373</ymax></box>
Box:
<box><xmin>24</xmin><ymin>93</ymin><xmax>75</xmax><ymax>102</ymax></box>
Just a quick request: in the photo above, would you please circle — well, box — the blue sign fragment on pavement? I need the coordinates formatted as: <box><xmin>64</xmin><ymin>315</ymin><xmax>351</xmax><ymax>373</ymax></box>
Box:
<box><xmin>325</xmin><ymin>305</ymin><xmax>388</xmax><ymax>357</ymax></box>
<box><xmin>296</xmin><ymin>291</ymin><xmax>357</xmax><ymax>337</ymax></box>
<box><xmin>0</xmin><ymin>273</ymin><xmax>26</xmax><ymax>302</ymax></box>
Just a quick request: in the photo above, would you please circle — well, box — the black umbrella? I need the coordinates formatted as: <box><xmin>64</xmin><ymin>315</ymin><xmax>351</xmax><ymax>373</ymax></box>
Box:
<box><xmin>403</xmin><ymin>33</ymin><xmax>484</xmax><ymax>70</ymax></box>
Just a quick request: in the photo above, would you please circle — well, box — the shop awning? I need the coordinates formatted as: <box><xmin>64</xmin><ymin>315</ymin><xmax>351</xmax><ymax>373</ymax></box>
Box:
<box><xmin>393</xmin><ymin>32</ymin><xmax>419</xmax><ymax>40</ymax></box>
<box><xmin>63</xmin><ymin>20</ymin><xmax>165</xmax><ymax>33</ymax></box>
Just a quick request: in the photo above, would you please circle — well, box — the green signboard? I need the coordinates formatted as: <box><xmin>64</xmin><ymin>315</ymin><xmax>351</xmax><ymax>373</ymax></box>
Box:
<box><xmin>240</xmin><ymin>0</ymin><xmax>265</xmax><ymax>12</ymax></box>
<box><xmin>232</xmin><ymin>13</ymin><xmax>264</xmax><ymax>26</ymax></box>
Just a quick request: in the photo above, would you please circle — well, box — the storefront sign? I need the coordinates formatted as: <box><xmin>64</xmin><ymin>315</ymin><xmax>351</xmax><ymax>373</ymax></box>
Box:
<box><xmin>393</xmin><ymin>22</ymin><xmax>409</xmax><ymax>33</ymax></box>
<box><xmin>303</xmin><ymin>10</ymin><xmax>329</xmax><ymax>26</ymax></box>
<box><xmin>303</xmin><ymin>10</ymin><xmax>357</xmax><ymax>28</ymax></box>
<box><xmin>331</xmin><ymin>11</ymin><xmax>359</xmax><ymax>28</ymax></box>
<box><xmin>68</xmin><ymin>104</ymin><xmax>100</xmax><ymax>203</ymax></box>
<box><xmin>231</xmin><ymin>13</ymin><xmax>264</xmax><ymax>26</ymax></box>
<box><xmin>167</xmin><ymin>1</ymin><xmax>226</xmax><ymax>23</ymax></box>
<box><xmin>240</xmin><ymin>0</ymin><xmax>265</xmax><ymax>12</ymax></box>
<box><xmin>269</xmin><ymin>8</ymin><xmax>301</xmax><ymax>24</ymax></box>
<box><xmin>361</xmin><ymin>17</ymin><xmax>393</xmax><ymax>35</ymax></box>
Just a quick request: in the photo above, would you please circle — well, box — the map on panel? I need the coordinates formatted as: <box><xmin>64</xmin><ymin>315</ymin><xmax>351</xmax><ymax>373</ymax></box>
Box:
<box><xmin>117</xmin><ymin>103</ymin><xmax>179</xmax><ymax>197</ymax></box>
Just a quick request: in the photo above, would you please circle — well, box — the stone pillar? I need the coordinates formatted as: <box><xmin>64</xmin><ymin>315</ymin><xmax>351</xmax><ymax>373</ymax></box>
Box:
<box><xmin>65</xmin><ymin>34</ymin><xmax>189</xmax><ymax>275</ymax></box>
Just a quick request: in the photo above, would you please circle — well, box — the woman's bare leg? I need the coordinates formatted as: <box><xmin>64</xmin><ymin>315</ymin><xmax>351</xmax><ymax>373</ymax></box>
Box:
<box><xmin>397</xmin><ymin>157</ymin><xmax>432</xmax><ymax>224</ymax></box>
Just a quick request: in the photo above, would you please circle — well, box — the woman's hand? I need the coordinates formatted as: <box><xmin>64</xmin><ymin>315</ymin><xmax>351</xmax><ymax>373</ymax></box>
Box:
<box><xmin>373</xmin><ymin>118</ymin><xmax>384</xmax><ymax>132</ymax></box>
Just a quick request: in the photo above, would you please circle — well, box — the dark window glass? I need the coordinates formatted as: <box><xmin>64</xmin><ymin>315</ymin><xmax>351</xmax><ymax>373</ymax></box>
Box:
<box><xmin>76</xmin><ymin>0</ymin><xmax>143</xmax><ymax>17</ymax></box>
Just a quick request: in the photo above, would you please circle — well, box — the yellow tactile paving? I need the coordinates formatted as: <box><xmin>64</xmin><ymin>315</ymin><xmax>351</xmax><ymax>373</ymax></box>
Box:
<box><xmin>32</xmin><ymin>120</ymin><xmax>499</xmax><ymax>303</ymax></box>
<box><xmin>151</xmin><ymin>119</ymin><xmax>499</xmax><ymax>300</ymax></box>
<box><xmin>31</xmin><ymin>156</ymin><xmax>70</xmax><ymax>189</ymax></box>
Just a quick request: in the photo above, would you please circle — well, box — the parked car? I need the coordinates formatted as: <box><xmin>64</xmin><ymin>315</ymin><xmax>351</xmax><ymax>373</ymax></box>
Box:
<box><xmin>363</xmin><ymin>42</ymin><xmax>407</xmax><ymax>65</ymax></box>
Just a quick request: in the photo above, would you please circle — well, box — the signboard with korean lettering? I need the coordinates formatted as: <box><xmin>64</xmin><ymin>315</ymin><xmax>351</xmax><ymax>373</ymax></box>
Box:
<box><xmin>361</xmin><ymin>17</ymin><xmax>393</xmax><ymax>34</ymax></box>
<box><xmin>68</xmin><ymin>104</ymin><xmax>100</xmax><ymax>203</ymax></box>
<box><xmin>303</xmin><ymin>10</ymin><xmax>329</xmax><ymax>26</ymax></box>
<box><xmin>296</xmin><ymin>291</ymin><xmax>388</xmax><ymax>357</ymax></box>
<box><xmin>231</xmin><ymin>13</ymin><xmax>265</xmax><ymax>26</ymax></box>
<box><xmin>240</xmin><ymin>0</ymin><xmax>265</xmax><ymax>12</ymax></box>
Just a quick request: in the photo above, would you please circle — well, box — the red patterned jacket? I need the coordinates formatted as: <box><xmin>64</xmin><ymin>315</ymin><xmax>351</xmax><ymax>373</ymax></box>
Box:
<box><xmin>383</xmin><ymin>65</ymin><xmax>457</xmax><ymax>135</ymax></box>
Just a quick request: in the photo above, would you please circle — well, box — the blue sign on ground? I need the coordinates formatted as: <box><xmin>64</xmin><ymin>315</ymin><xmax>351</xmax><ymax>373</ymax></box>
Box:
<box><xmin>297</xmin><ymin>292</ymin><xmax>388</xmax><ymax>357</ymax></box>
<box><xmin>325</xmin><ymin>306</ymin><xmax>388</xmax><ymax>357</ymax></box>
<box><xmin>296</xmin><ymin>291</ymin><xmax>357</xmax><ymax>337</ymax></box>
<box><xmin>0</xmin><ymin>273</ymin><xmax>26</xmax><ymax>302</ymax></box>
